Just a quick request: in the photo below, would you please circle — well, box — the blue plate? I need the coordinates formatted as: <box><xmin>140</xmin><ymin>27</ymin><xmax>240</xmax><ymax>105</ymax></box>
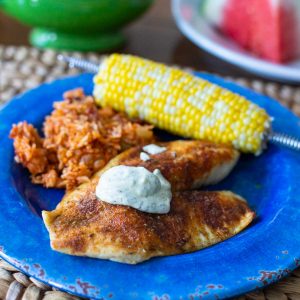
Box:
<box><xmin>0</xmin><ymin>73</ymin><xmax>300</xmax><ymax>300</ymax></box>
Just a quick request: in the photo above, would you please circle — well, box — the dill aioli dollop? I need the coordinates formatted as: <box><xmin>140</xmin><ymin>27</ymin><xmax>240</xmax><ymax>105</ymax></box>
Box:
<box><xmin>140</xmin><ymin>152</ymin><xmax>151</xmax><ymax>161</ymax></box>
<box><xmin>96</xmin><ymin>166</ymin><xmax>172</xmax><ymax>214</ymax></box>
<box><xmin>143</xmin><ymin>144</ymin><xmax>166</xmax><ymax>155</ymax></box>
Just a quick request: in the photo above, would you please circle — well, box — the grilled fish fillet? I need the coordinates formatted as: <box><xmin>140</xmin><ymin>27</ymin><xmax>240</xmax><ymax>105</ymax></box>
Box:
<box><xmin>43</xmin><ymin>191</ymin><xmax>254</xmax><ymax>264</ymax></box>
<box><xmin>42</xmin><ymin>140</ymin><xmax>253</xmax><ymax>264</ymax></box>
<box><xmin>95</xmin><ymin>140</ymin><xmax>240</xmax><ymax>191</ymax></box>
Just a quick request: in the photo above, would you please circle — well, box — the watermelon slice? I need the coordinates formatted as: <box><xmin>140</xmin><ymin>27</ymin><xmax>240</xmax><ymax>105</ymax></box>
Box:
<box><xmin>202</xmin><ymin>0</ymin><xmax>300</xmax><ymax>63</ymax></box>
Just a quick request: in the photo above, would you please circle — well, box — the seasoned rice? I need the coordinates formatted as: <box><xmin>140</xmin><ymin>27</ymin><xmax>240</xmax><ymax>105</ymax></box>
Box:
<box><xmin>10</xmin><ymin>88</ymin><xmax>154</xmax><ymax>190</ymax></box>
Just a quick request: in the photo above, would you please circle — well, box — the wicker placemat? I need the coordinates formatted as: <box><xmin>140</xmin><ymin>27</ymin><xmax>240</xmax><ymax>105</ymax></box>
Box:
<box><xmin>0</xmin><ymin>45</ymin><xmax>300</xmax><ymax>300</ymax></box>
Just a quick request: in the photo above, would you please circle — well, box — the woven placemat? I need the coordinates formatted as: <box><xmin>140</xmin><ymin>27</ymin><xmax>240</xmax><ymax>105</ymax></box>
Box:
<box><xmin>0</xmin><ymin>45</ymin><xmax>300</xmax><ymax>300</ymax></box>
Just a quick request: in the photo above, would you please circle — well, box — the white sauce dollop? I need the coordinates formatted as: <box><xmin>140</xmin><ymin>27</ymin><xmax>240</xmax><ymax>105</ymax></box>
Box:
<box><xmin>96</xmin><ymin>166</ymin><xmax>172</xmax><ymax>214</ymax></box>
<box><xmin>140</xmin><ymin>152</ymin><xmax>150</xmax><ymax>161</ymax></box>
<box><xmin>143</xmin><ymin>144</ymin><xmax>166</xmax><ymax>155</ymax></box>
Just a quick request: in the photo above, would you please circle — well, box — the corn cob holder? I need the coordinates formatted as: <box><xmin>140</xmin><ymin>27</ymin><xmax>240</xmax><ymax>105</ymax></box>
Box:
<box><xmin>58</xmin><ymin>54</ymin><xmax>300</xmax><ymax>155</ymax></box>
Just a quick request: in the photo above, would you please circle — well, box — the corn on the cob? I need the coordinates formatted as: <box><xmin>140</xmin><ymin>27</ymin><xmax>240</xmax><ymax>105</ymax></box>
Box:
<box><xmin>93</xmin><ymin>54</ymin><xmax>271</xmax><ymax>154</ymax></box>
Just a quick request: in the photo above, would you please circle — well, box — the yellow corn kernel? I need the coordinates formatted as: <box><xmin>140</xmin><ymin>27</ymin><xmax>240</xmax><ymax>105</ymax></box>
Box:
<box><xmin>93</xmin><ymin>54</ymin><xmax>271</xmax><ymax>154</ymax></box>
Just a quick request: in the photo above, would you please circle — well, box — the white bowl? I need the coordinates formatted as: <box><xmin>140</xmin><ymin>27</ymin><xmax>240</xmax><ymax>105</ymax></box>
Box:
<box><xmin>172</xmin><ymin>0</ymin><xmax>300</xmax><ymax>82</ymax></box>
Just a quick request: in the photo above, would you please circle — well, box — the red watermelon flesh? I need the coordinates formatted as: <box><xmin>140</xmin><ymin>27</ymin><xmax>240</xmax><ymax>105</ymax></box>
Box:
<box><xmin>221</xmin><ymin>0</ymin><xmax>298</xmax><ymax>63</ymax></box>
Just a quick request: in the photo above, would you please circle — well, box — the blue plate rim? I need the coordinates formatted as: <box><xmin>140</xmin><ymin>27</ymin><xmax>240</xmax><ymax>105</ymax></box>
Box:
<box><xmin>0</xmin><ymin>73</ymin><xmax>299</xmax><ymax>300</ymax></box>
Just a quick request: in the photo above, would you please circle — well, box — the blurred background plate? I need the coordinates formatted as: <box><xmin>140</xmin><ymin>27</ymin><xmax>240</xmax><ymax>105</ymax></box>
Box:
<box><xmin>172</xmin><ymin>0</ymin><xmax>300</xmax><ymax>83</ymax></box>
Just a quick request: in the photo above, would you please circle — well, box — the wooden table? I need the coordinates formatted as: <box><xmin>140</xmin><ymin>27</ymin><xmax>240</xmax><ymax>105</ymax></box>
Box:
<box><xmin>0</xmin><ymin>0</ymin><xmax>260</xmax><ymax>80</ymax></box>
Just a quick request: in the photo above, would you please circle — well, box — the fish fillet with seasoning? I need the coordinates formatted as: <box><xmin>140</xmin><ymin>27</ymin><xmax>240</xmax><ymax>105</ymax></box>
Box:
<box><xmin>42</xmin><ymin>140</ymin><xmax>254</xmax><ymax>264</ymax></box>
